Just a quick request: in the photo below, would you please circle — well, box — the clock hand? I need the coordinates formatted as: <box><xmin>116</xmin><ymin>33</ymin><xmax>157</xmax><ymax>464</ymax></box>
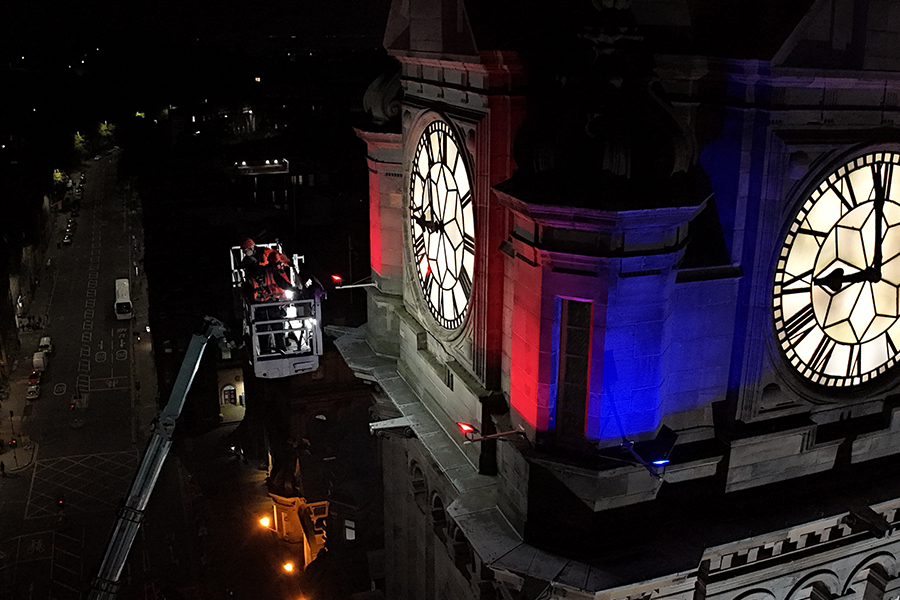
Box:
<box><xmin>412</xmin><ymin>212</ymin><xmax>442</xmax><ymax>234</ymax></box>
<box><xmin>872</xmin><ymin>165</ymin><xmax>886</xmax><ymax>277</ymax></box>
<box><xmin>814</xmin><ymin>267</ymin><xmax>877</xmax><ymax>292</ymax></box>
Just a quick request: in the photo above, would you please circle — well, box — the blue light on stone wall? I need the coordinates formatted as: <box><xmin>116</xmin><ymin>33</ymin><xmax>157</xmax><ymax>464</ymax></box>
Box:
<box><xmin>548</xmin><ymin>296</ymin><xmax>562</xmax><ymax>431</ymax></box>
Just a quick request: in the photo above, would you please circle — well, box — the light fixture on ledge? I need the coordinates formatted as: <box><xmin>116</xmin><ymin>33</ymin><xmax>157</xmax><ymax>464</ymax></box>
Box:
<box><xmin>456</xmin><ymin>422</ymin><xmax>526</xmax><ymax>444</ymax></box>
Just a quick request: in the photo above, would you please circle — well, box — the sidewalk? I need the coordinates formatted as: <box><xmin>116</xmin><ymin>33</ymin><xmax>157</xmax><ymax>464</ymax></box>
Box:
<box><xmin>0</xmin><ymin>216</ymin><xmax>62</xmax><ymax>473</ymax></box>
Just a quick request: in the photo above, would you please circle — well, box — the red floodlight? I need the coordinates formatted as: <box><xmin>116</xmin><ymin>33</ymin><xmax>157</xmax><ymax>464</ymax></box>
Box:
<box><xmin>456</xmin><ymin>422</ymin><xmax>477</xmax><ymax>435</ymax></box>
<box><xmin>331</xmin><ymin>274</ymin><xmax>343</xmax><ymax>284</ymax></box>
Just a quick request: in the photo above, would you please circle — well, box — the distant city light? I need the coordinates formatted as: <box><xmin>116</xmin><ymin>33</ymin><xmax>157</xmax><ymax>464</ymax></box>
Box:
<box><xmin>255</xmin><ymin>77</ymin><xmax>261</xmax><ymax>82</ymax></box>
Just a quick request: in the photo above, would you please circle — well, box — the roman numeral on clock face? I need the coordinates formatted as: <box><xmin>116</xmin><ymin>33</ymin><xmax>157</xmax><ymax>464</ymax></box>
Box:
<box><xmin>463</xmin><ymin>233</ymin><xmax>475</xmax><ymax>255</ymax></box>
<box><xmin>413</xmin><ymin>233</ymin><xmax>426</xmax><ymax>260</ymax></box>
<box><xmin>827</xmin><ymin>177</ymin><xmax>857</xmax><ymax>212</ymax></box>
<box><xmin>459</xmin><ymin>266</ymin><xmax>472</xmax><ymax>299</ymax></box>
<box><xmin>783</xmin><ymin>304</ymin><xmax>817</xmax><ymax>341</ymax></box>
<box><xmin>808</xmin><ymin>335</ymin><xmax>836</xmax><ymax>373</ymax></box>
<box><xmin>872</xmin><ymin>162</ymin><xmax>893</xmax><ymax>199</ymax></box>
<box><xmin>778</xmin><ymin>268</ymin><xmax>813</xmax><ymax>294</ymax></box>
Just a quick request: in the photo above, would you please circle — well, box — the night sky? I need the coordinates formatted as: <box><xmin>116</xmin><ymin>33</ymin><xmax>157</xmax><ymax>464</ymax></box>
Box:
<box><xmin>1</xmin><ymin>0</ymin><xmax>391</xmax><ymax>54</ymax></box>
<box><xmin>0</xmin><ymin>0</ymin><xmax>392</xmax><ymax>116</ymax></box>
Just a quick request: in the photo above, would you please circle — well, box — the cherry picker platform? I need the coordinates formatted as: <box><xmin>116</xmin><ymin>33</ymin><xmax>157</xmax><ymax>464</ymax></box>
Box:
<box><xmin>229</xmin><ymin>242</ymin><xmax>324</xmax><ymax>378</ymax></box>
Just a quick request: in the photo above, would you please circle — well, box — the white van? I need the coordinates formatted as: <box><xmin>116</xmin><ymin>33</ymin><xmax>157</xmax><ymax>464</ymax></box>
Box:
<box><xmin>115</xmin><ymin>278</ymin><xmax>133</xmax><ymax>320</ymax></box>
<box><xmin>33</xmin><ymin>352</ymin><xmax>47</xmax><ymax>372</ymax></box>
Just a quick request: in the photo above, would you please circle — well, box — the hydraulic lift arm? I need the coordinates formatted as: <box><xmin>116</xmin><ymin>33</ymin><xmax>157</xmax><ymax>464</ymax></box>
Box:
<box><xmin>89</xmin><ymin>316</ymin><xmax>233</xmax><ymax>600</ymax></box>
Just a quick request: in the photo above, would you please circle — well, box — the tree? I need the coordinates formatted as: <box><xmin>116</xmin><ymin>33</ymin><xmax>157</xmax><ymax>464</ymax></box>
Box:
<box><xmin>99</xmin><ymin>121</ymin><xmax>116</xmax><ymax>138</ymax></box>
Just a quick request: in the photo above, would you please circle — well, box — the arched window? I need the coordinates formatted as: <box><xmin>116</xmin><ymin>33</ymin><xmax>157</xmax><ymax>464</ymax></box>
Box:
<box><xmin>410</xmin><ymin>464</ymin><xmax>427</xmax><ymax>510</ymax></box>
<box><xmin>432</xmin><ymin>495</ymin><xmax>447</xmax><ymax>541</ymax></box>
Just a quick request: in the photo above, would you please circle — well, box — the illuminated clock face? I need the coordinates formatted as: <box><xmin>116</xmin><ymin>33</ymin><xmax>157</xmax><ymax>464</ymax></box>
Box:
<box><xmin>773</xmin><ymin>152</ymin><xmax>900</xmax><ymax>387</ymax></box>
<box><xmin>408</xmin><ymin>120</ymin><xmax>476</xmax><ymax>330</ymax></box>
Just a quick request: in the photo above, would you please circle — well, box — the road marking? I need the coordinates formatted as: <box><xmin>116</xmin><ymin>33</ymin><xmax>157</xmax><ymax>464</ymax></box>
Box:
<box><xmin>81</xmin><ymin>332</ymin><xmax>92</xmax><ymax>343</ymax></box>
<box><xmin>85</xmin><ymin>298</ymin><xmax>95</xmax><ymax>308</ymax></box>
<box><xmin>94</xmin><ymin>351</ymin><xmax>107</xmax><ymax>363</ymax></box>
<box><xmin>86</xmin><ymin>289</ymin><xmax>96</xmax><ymax>297</ymax></box>
<box><xmin>115</xmin><ymin>350</ymin><xmax>128</xmax><ymax>361</ymax></box>
<box><xmin>84</xmin><ymin>309</ymin><xmax>94</xmax><ymax>319</ymax></box>
<box><xmin>87</xmin><ymin>280</ymin><xmax>97</xmax><ymax>289</ymax></box>
<box><xmin>89</xmin><ymin>377</ymin><xmax>127</xmax><ymax>391</ymax></box>
<box><xmin>79</xmin><ymin>346</ymin><xmax>89</xmax><ymax>358</ymax></box>
<box><xmin>53</xmin><ymin>383</ymin><xmax>66</xmax><ymax>395</ymax></box>
<box><xmin>77</xmin><ymin>359</ymin><xmax>90</xmax><ymax>373</ymax></box>
<box><xmin>82</xmin><ymin>320</ymin><xmax>93</xmax><ymax>330</ymax></box>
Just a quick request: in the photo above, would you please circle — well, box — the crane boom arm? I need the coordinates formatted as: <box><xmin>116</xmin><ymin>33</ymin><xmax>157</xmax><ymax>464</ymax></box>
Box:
<box><xmin>89</xmin><ymin>317</ymin><xmax>232</xmax><ymax>600</ymax></box>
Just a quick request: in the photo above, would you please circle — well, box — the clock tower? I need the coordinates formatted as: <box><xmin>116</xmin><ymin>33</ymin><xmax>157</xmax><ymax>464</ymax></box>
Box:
<box><xmin>340</xmin><ymin>1</ymin><xmax>900</xmax><ymax>599</ymax></box>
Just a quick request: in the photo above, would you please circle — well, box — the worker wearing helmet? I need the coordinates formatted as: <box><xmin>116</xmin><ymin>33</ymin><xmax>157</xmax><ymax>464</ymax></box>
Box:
<box><xmin>240</xmin><ymin>238</ymin><xmax>274</xmax><ymax>268</ymax></box>
<box><xmin>241</xmin><ymin>238</ymin><xmax>291</xmax><ymax>273</ymax></box>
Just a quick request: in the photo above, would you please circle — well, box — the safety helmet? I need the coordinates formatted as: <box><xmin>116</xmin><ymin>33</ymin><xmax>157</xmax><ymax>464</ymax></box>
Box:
<box><xmin>240</xmin><ymin>238</ymin><xmax>255</xmax><ymax>250</ymax></box>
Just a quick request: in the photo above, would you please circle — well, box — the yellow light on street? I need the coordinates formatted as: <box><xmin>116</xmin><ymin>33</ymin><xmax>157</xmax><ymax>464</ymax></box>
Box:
<box><xmin>283</xmin><ymin>562</ymin><xmax>294</xmax><ymax>573</ymax></box>
<box><xmin>259</xmin><ymin>516</ymin><xmax>270</xmax><ymax>528</ymax></box>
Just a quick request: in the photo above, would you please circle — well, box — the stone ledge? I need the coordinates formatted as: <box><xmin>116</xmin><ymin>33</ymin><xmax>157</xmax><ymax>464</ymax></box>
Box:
<box><xmin>851</xmin><ymin>407</ymin><xmax>900</xmax><ymax>464</ymax></box>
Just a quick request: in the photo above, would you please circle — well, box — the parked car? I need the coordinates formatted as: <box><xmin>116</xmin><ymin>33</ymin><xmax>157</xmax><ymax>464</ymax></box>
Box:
<box><xmin>28</xmin><ymin>370</ymin><xmax>41</xmax><ymax>385</ymax></box>
<box><xmin>93</xmin><ymin>155</ymin><xmax>101</xmax><ymax>161</ymax></box>
<box><xmin>26</xmin><ymin>384</ymin><xmax>40</xmax><ymax>400</ymax></box>
<box><xmin>39</xmin><ymin>336</ymin><xmax>53</xmax><ymax>355</ymax></box>
<box><xmin>62</xmin><ymin>234</ymin><xmax>73</xmax><ymax>245</ymax></box>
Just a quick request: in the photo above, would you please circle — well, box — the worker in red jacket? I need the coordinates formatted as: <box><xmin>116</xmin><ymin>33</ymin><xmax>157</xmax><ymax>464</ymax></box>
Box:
<box><xmin>240</xmin><ymin>238</ymin><xmax>275</xmax><ymax>269</ymax></box>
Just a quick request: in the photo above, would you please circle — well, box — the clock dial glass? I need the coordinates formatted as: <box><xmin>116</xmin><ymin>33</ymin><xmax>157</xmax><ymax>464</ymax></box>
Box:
<box><xmin>774</xmin><ymin>152</ymin><xmax>900</xmax><ymax>386</ymax></box>
<box><xmin>409</xmin><ymin>120</ymin><xmax>476</xmax><ymax>330</ymax></box>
